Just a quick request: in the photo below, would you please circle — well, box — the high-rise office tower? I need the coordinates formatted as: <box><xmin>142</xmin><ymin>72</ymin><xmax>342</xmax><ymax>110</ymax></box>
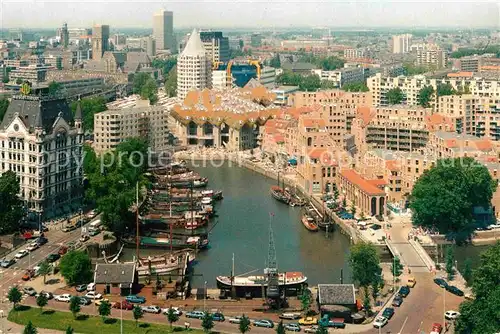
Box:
<box><xmin>92</xmin><ymin>24</ymin><xmax>110</xmax><ymax>60</ymax></box>
<box><xmin>392</xmin><ymin>34</ymin><xmax>412</xmax><ymax>54</ymax></box>
<box><xmin>177</xmin><ymin>29</ymin><xmax>212</xmax><ymax>99</ymax></box>
<box><xmin>200</xmin><ymin>31</ymin><xmax>230</xmax><ymax>63</ymax></box>
<box><xmin>153</xmin><ymin>9</ymin><xmax>174</xmax><ymax>51</ymax></box>
<box><xmin>59</xmin><ymin>23</ymin><xmax>69</xmax><ymax>48</ymax></box>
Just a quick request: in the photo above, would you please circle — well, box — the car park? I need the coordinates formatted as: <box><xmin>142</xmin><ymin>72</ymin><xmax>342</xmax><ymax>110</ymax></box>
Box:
<box><xmin>304</xmin><ymin>326</ymin><xmax>318</xmax><ymax>333</ymax></box>
<box><xmin>22</xmin><ymin>286</ymin><xmax>37</xmax><ymax>296</ymax></box>
<box><xmin>392</xmin><ymin>295</ymin><xmax>403</xmax><ymax>307</ymax></box>
<box><xmin>114</xmin><ymin>301</ymin><xmax>134</xmax><ymax>310</ymax></box>
<box><xmin>0</xmin><ymin>258</ymin><xmax>16</xmax><ymax>268</ymax></box>
<box><xmin>141</xmin><ymin>305</ymin><xmax>161</xmax><ymax>314</ymax></box>
<box><xmin>47</xmin><ymin>253</ymin><xmax>60</xmax><ymax>263</ymax></box>
<box><xmin>186</xmin><ymin>310</ymin><xmax>205</xmax><ymax>319</ymax></box>
<box><xmin>446</xmin><ymin>285</ymin><xmax>464</xmax><ymax>296</ymax></box>
<box><xmin>85</xmin><ymin>291</ymin><xmax>102</xmax><ymax>300</ymax></box>
<box><xmin>279</xmin><ymin>313</ymin><xmax>301</xmax><ymax>320</ymax></box>
<box><xmin>55</xmin><ymin>294</ymin><xmax>72</xmax><ymax>302</ymax></box>
<box><xmin>253</xmin><ymin>319</ymin><xmax>274</xmax><ymax>328</ymax></box>
<box><xmin>382</xmin><ymin>307</ymin><xmax>395</xmax><ymax>319</ymax></box>
<box><xmin>373</xmin><ymin>316</ymin><xmax>388</xmax><ymax>328</ymax></box>
<box><xmin>434</xmin><ymin>278</ymin><xmax>449</xmax><ymax>288</ymax></box>
<box><xmin>126</xmin><ymin>295</ymin><xmax>146</xmax><ymax>303</ymax></box>
<box><xmin>445</xmin><ymin>310</ymin><xmax>460</xmax><ymax>320</ymax></box>
<box><xmin>284</xmin><ymin>323</ymin><xmax>301</xmax><ymax>332</ymax></box>
<box><xmin>398</xmin><ymin>285</ymin><xmax>410</xmax><ymax>297</ymax></box>
<box><xmin>75</xmin><ymin>284</ymin><xmax>87</xmax><ymax>292</ymax></box>
<box><xmin>15</xmin><ymin>250</ymin><xmax>29</xmax><ymax>259</ymax></box>
<box><xmin>212</xmin><ymin>313</ymin><xmax>225</xmax><ymax>321</ymax></box>
<box><xmin>299</xmin><ymin>317</ymin><xmax>318</xmax><ymax>325</ymax></box>
<box><xmin>162</xmin><ymin>307</ymin><xmax>182</xmax><ymax>316</ymax></box>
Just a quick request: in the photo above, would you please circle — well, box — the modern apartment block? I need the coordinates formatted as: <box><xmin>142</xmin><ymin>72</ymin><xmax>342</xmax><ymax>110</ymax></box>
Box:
<box><xmin>0</xmin><ymin>95</ymin><xmax>84</xmax><ymax>218</ymax></box>
<box><xmin>93</xmin><ymin>100</ymin><xmax>170</xmax><ymax>155</ymax></box>
<box><xmin>153</xmin><ymin>9</ymin><xmax>174</xmax><ymax>52</ymax></box>
<box><xmin>311</xmin><ymin>67</ymin><xmax>365</xmax><ymax>88</ymax></box>
<box><xmin>91</xmin><ymin>24</ymin><xmax>110</xmax><ymax>61</ymax></box>
<box><xmin>9</xmin><ymin>64</ymin><xmax>50</xmax><ymax>83</ymax></box>
<box><xmin>392</xmin><ymin>34</ymin><xmax>412</xmax><ymax>54</ymax></box>
<box><xmin>288</xmin><ymin>90</ymin><xmax>372</xmax><ymax>109</ymax></box>
<box><xmin>416</xmin><ymin>47</ymin><xmax>448</xmax><ymax>69</ymax></box>
<box><xmin>199</xmin><ymin>31</ymin><xmax>230</xmax><ymax>63</ymax></box>
<box><xmin>176</xmin><ymin>29</ymin><xmax>212</xmax><ymax>100</ymax></box>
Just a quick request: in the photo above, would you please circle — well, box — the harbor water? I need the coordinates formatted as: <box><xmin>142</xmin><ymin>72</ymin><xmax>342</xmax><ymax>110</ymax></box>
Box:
<box><xmin>123</xmin><ymin>161</ymin><xmax>353</xmax><ymax>288</ymax></box>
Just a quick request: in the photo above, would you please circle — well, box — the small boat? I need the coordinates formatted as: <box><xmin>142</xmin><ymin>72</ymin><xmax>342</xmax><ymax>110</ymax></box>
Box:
<box><xmin>201</xmin><ymin>197</ymin><xmax>212</xmax><ymax>205</ymax></box>
<box><xmin>301</xmin><ymin>214</ymin><xmax>319</xmax><ymax>232</ymax></box>
<box><xmin>270</xmin><ymin>186</ymin><xmax>290</xmax><ymax>204</ymax></box>
<box><xmin>192</xmin><ymin>178</ymin><xmax>209</xmax><ymax>188</ymax></box>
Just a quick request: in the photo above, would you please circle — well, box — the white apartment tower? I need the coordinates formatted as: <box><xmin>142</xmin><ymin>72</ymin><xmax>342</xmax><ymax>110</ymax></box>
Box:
<box><xmin>0</xmin><ymin>95</ymin><xmax>84</xmax><ymax>219</ymax></box>
<box><xmin>392</xmin><ymin>34</ymin><xmax>412</xmax><ymax>54</ymax></box>
<box><xmin>153</xmin><ymin>9</ymin><xmax>174</xmax><ymax>52</ymax></box>
<box><xmin>177</xmin><ymin>29</ymin><xmax>212</xmax><ymax>99</ymax></box>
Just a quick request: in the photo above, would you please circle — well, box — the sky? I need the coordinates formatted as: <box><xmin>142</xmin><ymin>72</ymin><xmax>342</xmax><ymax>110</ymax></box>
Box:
<box><xmin>0</xmin><ymin>0</ymin><xmax>499</xmax><ymax>29</ymax></box>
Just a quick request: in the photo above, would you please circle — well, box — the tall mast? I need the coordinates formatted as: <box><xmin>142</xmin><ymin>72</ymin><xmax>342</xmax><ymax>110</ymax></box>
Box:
<box><xmin>265</xmin><ymin>213</ymin><xmax>279</xmax><ymax>301</ymax></box>
<box><xmin>190</xmin><ymin>180</ymin><xmax>194</xmax><ymax>236</ymax></box>
<box><xmin>135</xmin><ymin>181</ymin><xmax>139</xmax><ymax>260</ymax></box>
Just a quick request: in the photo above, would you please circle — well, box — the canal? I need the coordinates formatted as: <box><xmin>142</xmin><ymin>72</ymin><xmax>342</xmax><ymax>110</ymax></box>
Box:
<box><xmin>125</xmin><ymin>161</ymin><xmax>353</xmax><ymax>288</ymax></box>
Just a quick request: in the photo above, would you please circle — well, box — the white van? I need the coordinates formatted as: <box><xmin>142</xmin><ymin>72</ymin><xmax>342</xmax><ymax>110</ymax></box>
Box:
<box><xmin>88</xmin><ymin>220</ymin><xmax>101</xmax><ymax>232</ymax></box>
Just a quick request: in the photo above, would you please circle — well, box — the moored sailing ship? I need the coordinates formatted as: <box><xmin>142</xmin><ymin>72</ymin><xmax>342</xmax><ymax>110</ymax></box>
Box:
<box><xmin>301</xmin><ymin>211</ymin><xmax>319</xmax><ymax>231</ymax></box>
<box><xmin>270</xmin><ymin>185</ymin><xmax>289</xmax><ymax>204</ymax></box>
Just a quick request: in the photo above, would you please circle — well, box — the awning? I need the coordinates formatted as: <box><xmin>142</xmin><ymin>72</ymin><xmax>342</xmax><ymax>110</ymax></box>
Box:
<box><xmin>288</xmin><ymin>158</ymin><xmax>297</xmax><ymax>166</ymax></box>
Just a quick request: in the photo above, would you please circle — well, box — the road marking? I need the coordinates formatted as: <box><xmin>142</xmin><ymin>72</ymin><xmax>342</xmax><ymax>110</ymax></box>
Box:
<box><xmin>398</xmin><ymin>316</ymin><xmax>409</xmax><ymax>334</ymax></box>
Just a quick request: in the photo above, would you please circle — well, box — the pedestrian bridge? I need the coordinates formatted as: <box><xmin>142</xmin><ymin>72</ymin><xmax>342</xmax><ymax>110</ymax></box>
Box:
<box><xmin>385</xmin><ymin>239</ymin><xmax>430</xmax><ymax>273</ymax></box>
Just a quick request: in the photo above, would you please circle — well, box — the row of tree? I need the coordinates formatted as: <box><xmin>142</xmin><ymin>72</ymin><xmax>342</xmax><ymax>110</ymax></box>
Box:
<box><xmin>385</xmin><ymin>83</ymin><xmax>469</xmax><ymax>106</ymax></box>
<box><xmin>132</xmin><ymin>72</ymin><xmax>158</xmax><ymax>105</ymax></box>
<box><xmin>450</xmin><ymin>45</ymin><xmax>500</xmax><ymax>59</ymax></box>
<box><xmin>69</xmin><ymin>96</ymin><xmax>107</xmax><ymax>132</ymax></box>
<box><xmin>298</xmin><ymin>54</ymin><xmax>345</xmax><ymax>71</ymax></box>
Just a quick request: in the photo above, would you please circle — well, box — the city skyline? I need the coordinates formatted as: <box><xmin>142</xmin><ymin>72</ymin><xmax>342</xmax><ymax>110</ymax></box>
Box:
<box><xmin>1</xmin><ymin>0</ymin><xmax>499</xmax><ymax>29</ymax></box>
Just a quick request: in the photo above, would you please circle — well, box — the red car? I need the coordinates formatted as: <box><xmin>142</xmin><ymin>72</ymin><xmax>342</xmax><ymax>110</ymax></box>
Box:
<box><xmin>113</xmin><ymin>300</ymin><xmax>134</xmax><ymax>310</ymax></box>
<box><xmin>430</xmin><ymin>323</ymin><xmax>443</xmax><ymax>334</ymax></box>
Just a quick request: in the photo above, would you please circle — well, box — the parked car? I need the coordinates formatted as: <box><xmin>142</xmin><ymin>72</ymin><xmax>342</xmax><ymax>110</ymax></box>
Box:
<box><xmin>434</xmin><ymin>278</ymin><xmax>449</xmax><ymax>288</ymax></box>
<box><xmin>304</xmin><ymin>326</ymin><xmax>318</xmax><ymax>333</ymax></box>
<box><xmin>445</xmin><ymin>310</ymin><xmax>460</xmax><ymax>320</ymax></box>
<box><xmin>228</xmin><ymin>316</ymin><xmax>243</xmax><ymax>324</ymax></box>
<box><xmin>78</xmin><ymin>297</ymin><xmax>91</xmax><ymax>306</ymax></box>
<box><xmin>373</xmin><ymin>316</ymin><xmax>388</xmax><ymax>328</ymax></box>
<box><xmin>162</xmin><ymin>307</ymin><xmax>182</xmax><ymax>316</ymax></box>
<box><xmin>382</xmin><ymin>307</ymin><xmax>395</xmax><ymax>319</ymax></box>
<box><xmin>284</xmin><ymin>323</ymin><xmax>301</xmax><ymax>332</ymax></box>
<box><xmin>47</xmin><ymin>253</ymin><xmax>60</xmax><ymax>263</ymax></box>
<box><xmin>85</xmin><ymin>291</ymin><xmax>102</xmax><ymax>300</ymax></box>
<box><xmin>87</xmin><ymin>283</ymin><xmax>96</xmax><ymax>291</ymax></box>
<box><xmin>430</xmin><ymin>322</ymin><xmax>443</xmax><ymax>334</ymax></box>
<box><xmin>141</xmin><ymin>305</ymin><xmax>161</xmax><ymax>314</ymax></box>
<box><xmin>75</xmin><ymin>284</ymin><xmax>87</xmax><ymax>292</ymax></box>
<box><xmin>58</xmin><ymin>246</ymin><xmax>68</xmax><ymax>255</ymax></box>
<box><xmin>212</xmin><ymin>313</ymin><xmax>225</xmax><ymax>322</ymax></box>
<box><xmin>392</xmin><ymin>295</ymin><xmax>403</xmax><ymax>307</ymax></box>
<box><xmin>22</xmin><ymin>269</ymin><xmax>36</xmax><ymax>281</ymax></box>
<box><xmin>35</xmin><ymin>237</ymin><xmax>48</xmax><ymax>246</ymax></box>
<box><xmin>398</xmin><ymin>285</ymin><xmax>410</xmax><ymax>297</ymax></box>
<box><xmin>15</xmin><ymin>250</ymin><xmax>29</xmax><ymax>259</ymax></box>
<box><xmin>126</xmin><ymin>295</ymin><xmax>146</xmax><ymax>304</ymax></box>
<box><xmin>55</xmin><ymin>294</ymin><xmax>72</xmax><ymax>302</ymax></box>
<box><xmin>446</xmin><ymin>285</ymin><xmax>464</xmax><ymax>297</ymax></box>
<box><xmin>0</xmin><ymin>258</ymin><xmax>16</xmax><ymax>268</ymax></box>
<box><xmin>95</xmin><ymin>298</ymin><xmax>109</xmax><ymax>306</ymax></box>
<box><xmin>26</xmin><ymin>242</ymin><xmax>39</xmax><ymax>252</ymax></box>
<box><xmin>22</xmin><ymin>286</ymin><xmax>37</xmax><ymax>296</ymax></box>
<box><xmin>114</xmin><ymin>301</ymin><xmax>134</xmax><ymax>310</ymax></box>
<box><xmin>253</xmin><ymin>319</ymin><xmax>274</xmax><ymax>328</ymax></box>
<box><xmin>185</xmin><ymin>311</ymin><xmax>205</xmax><ymax>319</ymax></box>
<box><xmin>279</xmin><ymin>313</ymin><xmax>301</xmax><ymax>320</ymax></box>
<box><xmin>299</xmin><ymin>317</ymin><xmax>318</xmax><ymax>325</ymax></box>
<box><xmin>38</xmin><ymin>291</ymin><xmax>53</xmax><ymax>299</ymax></box>
<box><xmin>79</xmin><ymin>235</ymin><xmax>90</xmax><ymax>243</ymax></box>
<box><xmin>89</xmin><ymin>229</ymin><xmax>101</xmax><ymax>237</ymax></box>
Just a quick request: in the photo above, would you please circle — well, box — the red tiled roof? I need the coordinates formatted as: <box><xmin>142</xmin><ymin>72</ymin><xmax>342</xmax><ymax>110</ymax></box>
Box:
<box><xmin>368</xmin><ymin>179</ymin><xmax>388</xmax><ymax>187</ymax></box>
<box><xmin>302</xmin><ymin>118</ymin><xmax>326</xmax><ymax>128</ymax></box>
<box><xmin>274</xmin><ymin>134</ymin><xmax>285</xmax><ymax>143</ymax></box>
<box><xmin>308</xmin><ymin>148</ymin><xmax>337</xmax><ymax>166</ymax></box>
<box><xmin>386</xmin><ymin>160</ymin><xmax>400</xmax><ymax>171</ymax></box>
<box><xmin>340</xmin><ymin>169</ymin><xmax>386</xmax><ymax>195</ymax></box>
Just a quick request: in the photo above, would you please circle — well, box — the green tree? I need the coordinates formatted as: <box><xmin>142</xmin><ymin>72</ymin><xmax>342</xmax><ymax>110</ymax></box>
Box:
<box><xmin>276</xmin><ymin>321</ymin><xmax>286</xmax><ymax>334</ymax></box>
<box><xmin>140</xmin><ymin>77</ymin><xmax>158</xmax><ymax>104</ymax></box>
<box><xmin>152</xmin><ymin>58</ymin><xmax>177</xmax><ymax>75</ymax></box>
<box><xmin>239</xmin><ymin>315</ymin><xmax>251</xmax><ymax>333</ymax></box>
<box><xmin>402</xmin><ymin>63</ymin><xmax>429</xmax><ymax>75</ymax></box>
<box><xmin>166</xmin><ymin>307</ymin><xmax>179</xmax><ymax>329</ymax></box>
<box><xmin>410</xmin><ymin>157</ymin><xmax>497</xmax><ymax>243</ymax></box>
<box><xmin>98</xmin><ymin>300</ymin><xmax>111</xmax><ymax>323</ymax></box>
<box><xmin>48</xmin><ymin>81</ymin><xmax>61</xmax><ymax>95</ymax></box>
<box><xmin>462</xmin><ymin>258</ymin><xmax>473</xmax><ymax>285</ymax></box>
<box><xmin>363</xmin><ymin>287</ymin><xmax>372</xmax><ymax>315</ymax></box>
<box><xmin>0</xmin><ymin>98</ymin><xmax>9</xmax><ymax>122</ymax></box>
<box><xmin>320</xmin><ymin>80</ymin><xmax>336</xmax><ymax>89</ymax></box>
<box><xmin>269</xmin><ymin>54</ymin><xmax>281</xmax><ymax>68</ymax></box>
<box><xmin>436</xmin><ymin>83</ymin><xmax>456</xmax><ymax>97</ymax></box>
<box><xmin>299</xmin><ymin>74</ymin><xmax>321</xmax><ymax>92</ymax></box>
<box><xmin>65</xmin><ymin>326</ymin><xmax>74</xmax><ymax>334</ymax></box>
<box><xmin>239</xmin><ymin>39</ymin><xmax>244</xmax><ymax>49</ymax></box>
<box><xmin>133</xmin><ymin>305</ymin><xmax>143</xmax><ymax>327</ymax></box>
<box><xmin>386</xmin><ymin>87</ymin><xmax>404</xmax><ymax>105</ymax></box>
<box><xmin>342</xmin><ymin>81</ymin><xmax>369</xmax><ymax>92</ymax></box>
<box><xmin>391</xmin><ymin>256</ymin><xmax>403</xmax><ymax>278</ymax></box>
<box><xmin>300</xmin><ymin>291</ymin><xmax>311</xmax><ymax>313</ymax></box>
<box><xmin>69</xmin><ymin>296</ymin><xmax>81</xmax><ymax>319</ymax></box>
<box><xmin>70</xmin><ymin>96</ymin><xmax>107</xmax><ymax>132</ymax></box>
<box><xmin>8</xmin><ymin>286</ymin><xmax>22</xmax><ymax>310</ymax></box>
<box><xmin>36</xmin><ymin>293</ymin><xmax>48</xmax><ymax>313</ymax></box>
<box><xmin>315</xmin><ymin>324</ymin><xmax>328</xmax><ymax>334</ymax></box>
<box><xmin>455</xmin><ymin>242</ymin><xmax>500</xmax><ymax>334</ymax></box>
<box><xmin>418</xmin><ymin>85</ymin><xmax>434</xmax><ymax>108</ymax></box>
<box><xmin>16</xmin><ymin>78</ymin><xmax>23</xmax><ymax>85</ymax></box>
<box><xmin>201</xmin><ymin>312</ymin><xmax>215</xmax><ymax>333</ymax></box>
<box><xmin>59</xmin><ymin>251</ymin><xmax>93</xmax><ymax>285</ymax></box>
<box><xmin>445</xmin><ymin>246</ymin><xmax>455</xmax><ymax>280</ymax></box>
<box><xmin>0</xmin><ymin>170</ymin><xmax>23</xmax><ymax>235</ymax></box>
<box><xmin>23</xmin><ymin>321</ymin><xmax>37</xmax><ymax>334</ymax></box>
<box><xmin>38</xmin><ymin>261</ymin><xmax>51</xmax><ymax>284</ymax></box>
<box><xmin>342</xmin><ymin>198</ymin><xmax>347</xmax><ymax>209</ymax></box>
<box><xmin>350</xmin><ymin>201</ymin><xmax>357</xmax><ymax>216</ymax></box>
<box><xmin>349</xmin><ymin>242</ymin><xmax>382</xmax><ymax>289</ymax></box>
<box><xmin>164</xmin><ymin>68</ymin><xmax>177</xmax><ymax>98</ymax></box>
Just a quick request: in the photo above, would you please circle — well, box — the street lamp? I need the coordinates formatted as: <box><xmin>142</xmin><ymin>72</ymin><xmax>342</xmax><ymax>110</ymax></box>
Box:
<box><xmin>203</xmin><ymin>281</ymin><xmax>207</xmax><ymax>312</ymax></box>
